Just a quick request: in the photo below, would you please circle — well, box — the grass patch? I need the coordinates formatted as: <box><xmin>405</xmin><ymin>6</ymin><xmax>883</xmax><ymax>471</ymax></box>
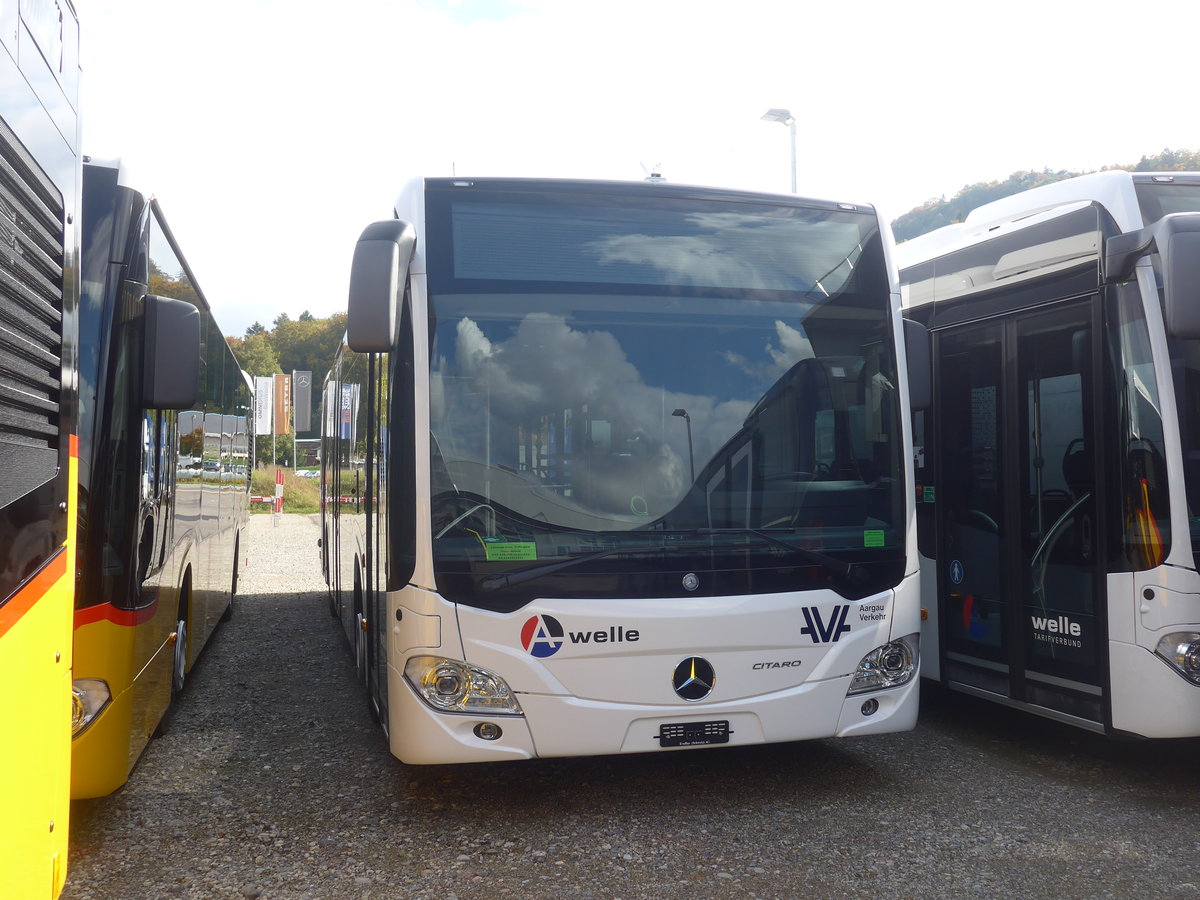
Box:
<box><xmin>251</xmin><ymin>468</ymin><xmax>321</xmax><ymax>514</ymax></box>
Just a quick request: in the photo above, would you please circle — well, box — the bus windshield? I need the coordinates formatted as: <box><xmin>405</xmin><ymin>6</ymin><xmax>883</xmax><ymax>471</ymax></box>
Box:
<box><xmin>425</xmin><ymin>183</ymin><xmax>905</xmax><ymax>607</ymax></box>
<box><xmin>1135</xmin><ymin>179</ymin><xmax>1200</xmax><ymax>223</ymax></box>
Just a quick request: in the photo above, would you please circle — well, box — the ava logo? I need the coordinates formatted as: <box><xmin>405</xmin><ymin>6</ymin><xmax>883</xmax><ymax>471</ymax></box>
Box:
<box><xmin>521</xmin><ymin>614</ymin><xmax>565</xmax><ymax>658</ymax></box>
<box><xmin>962</xmin><ymin>594</ymin><xmax>989</xmax><ymax>639</ymax></box>
<box><xmin>801</xmin><ymin>605</ymin><xmax>851</xmax><ymax>644</ymax></box>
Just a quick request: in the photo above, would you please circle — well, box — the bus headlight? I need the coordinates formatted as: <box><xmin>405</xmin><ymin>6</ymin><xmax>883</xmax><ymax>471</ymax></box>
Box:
<box><xmin>848</xmin><ymin>634</ymin><xmax>919</xmax><ymax>695</ymax></box>
<box><xmin>404</xmin><ymin>656</ymin><xmax>523</xmax><ymax>715</ymax></box>
<box><xmin>1155</xmin><ymin>632</ymin><xmax>1200</xmax><ymax>686</ymax></box>
<box><xmin>71</xmin><ymin>679</ymin><xmax>111</xmax><ymax>736</ymax></box>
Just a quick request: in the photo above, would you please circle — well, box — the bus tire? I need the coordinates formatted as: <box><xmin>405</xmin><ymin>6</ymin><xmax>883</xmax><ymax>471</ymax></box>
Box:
<box><xmin>156</xmin><ymin>587</ymin><xmax>190</xmax><ymax>740</ymax></box>
<box><xmin>172</xmin><ymin>587</ymin><xmax>190</xmax><ymax>695</ymax></box>
<box><xmin>354</xmin><ymin>566</ymin><xmax>366</xmax><ymax>682</ymax></box>
<box><xmin>222</xmin><ymin>535</ymin><xmax>240</xmax><ymax>623</ymax></box>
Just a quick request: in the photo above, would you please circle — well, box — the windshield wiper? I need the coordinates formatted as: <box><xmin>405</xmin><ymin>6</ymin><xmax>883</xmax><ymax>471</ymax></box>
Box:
<box><xmin>477</xmin><ymin>528</ymin><xmax>864</xmax><ymax>593</ymax></box>
<box><xmin>478</xmin><ymin>545</ymin><xmax>668</xmax><ymax>593</ymax></box>
<box><xmin>690</xmin><ymin>528</ymin><xmax>856</xmax><ymax>579</ymax></box>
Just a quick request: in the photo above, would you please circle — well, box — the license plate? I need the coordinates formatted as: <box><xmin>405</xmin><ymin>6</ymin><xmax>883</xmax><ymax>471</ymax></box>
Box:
<box><xmin>657</xmin><ymin>720</ymin><xmax>731</xmax><ymax>747</ymax></box>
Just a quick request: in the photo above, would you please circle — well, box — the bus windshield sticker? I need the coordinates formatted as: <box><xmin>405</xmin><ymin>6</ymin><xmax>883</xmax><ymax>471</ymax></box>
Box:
<box><xmin>863</xmin><ymin>530</ymin><xmax>885</xmax><ymax>548</ymax></box>
<box><xmin>483</xmin><ymin>540</ymin><xmax>538</xmax><ymax>562</ymax></box>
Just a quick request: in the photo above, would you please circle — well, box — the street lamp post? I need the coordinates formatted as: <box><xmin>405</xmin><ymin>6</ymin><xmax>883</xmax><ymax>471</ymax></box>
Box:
<box><xmin>760</xmin><ymin>108</ymin><xmax>797</xmax><ymax>194</ymax></box>
<box><xmin>672</xmin><ymin>408</ymin><xmax>694</xmax><ymax>484</ymax></box>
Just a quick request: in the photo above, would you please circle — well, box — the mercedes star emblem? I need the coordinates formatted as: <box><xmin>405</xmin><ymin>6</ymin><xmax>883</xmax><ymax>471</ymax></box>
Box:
<box><xmin>672</xmin><ymin>656</ymin><xmax>716</xmax><ymax>701</ymax></box>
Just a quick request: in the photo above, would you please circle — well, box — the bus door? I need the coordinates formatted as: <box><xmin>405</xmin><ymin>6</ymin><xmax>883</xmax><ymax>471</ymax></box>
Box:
<box><xmin>138</xmin><ymin>411</ymin><xmax>167</xmax><ymax>584</ymax></box>
<box><xmin>936</xmin><ymin>298</ymin><xmax>1107</xmax><ymax>727</ymax></box>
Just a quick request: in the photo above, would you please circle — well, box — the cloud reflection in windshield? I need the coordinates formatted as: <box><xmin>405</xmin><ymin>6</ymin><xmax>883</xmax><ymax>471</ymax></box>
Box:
<box><xmin>440</xmin><ymin>311</ymin><xmax>786</xmax><ymax>518</ymax></box>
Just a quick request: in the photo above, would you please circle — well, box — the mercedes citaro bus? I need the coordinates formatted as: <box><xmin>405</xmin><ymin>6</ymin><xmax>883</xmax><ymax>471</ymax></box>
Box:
<box><xmin>898</xmin><ymin>170</ymin><xmax>1200</xmax><ymax>737</ymax></box>
<box><xmin>322</xmin><ymin>176</ymin><xmax>929</xmax><ymax>764</ymax></box>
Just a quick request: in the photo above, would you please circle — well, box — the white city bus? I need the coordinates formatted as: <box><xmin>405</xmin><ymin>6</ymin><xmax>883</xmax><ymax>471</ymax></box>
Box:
<box><xmin>897</xmin><ymin>170</ymin><xmax>1200</xmax><ymax>737</ymax></box>
<box><xmin>322</xmin><ymin>177</ymin><xmax>926</xmax><ymax>764</ymax></box>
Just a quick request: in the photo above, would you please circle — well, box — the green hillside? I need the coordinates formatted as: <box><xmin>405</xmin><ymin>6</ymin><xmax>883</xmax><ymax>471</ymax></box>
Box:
<box><xmin>892</xmin><ymin>149</ymin><xmax>1200</xmax><ymax>242</ymax></box>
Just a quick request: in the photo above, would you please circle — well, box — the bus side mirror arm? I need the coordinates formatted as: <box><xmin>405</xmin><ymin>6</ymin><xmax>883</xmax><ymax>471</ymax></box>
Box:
<box><xmin>1105</xmin><ymin>212</ymin><xmax>1200</xmax><ymax>339</ymax></box>
<box><xmin>347</xmin><ymin>220</ymin><xmax>417</xmax><ymax>352</ymax></box>
<box><xmin>142</xmin><ymin>294</ymin><xmax>199</xmax><ymax>410</ymax></box>
<box><xmin>1104</xmin><ymin>227</ymin><xmax>1155</xmax><ymax>284</ymax></box>
<box><xmin>903</xmin><ymin>318</ymin><xmax>931</xmax><ymax>411</ymax></box>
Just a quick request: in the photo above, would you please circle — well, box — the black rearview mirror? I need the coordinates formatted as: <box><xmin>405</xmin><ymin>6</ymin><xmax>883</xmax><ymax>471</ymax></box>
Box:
<box><xmin>347</xmin><ymin>220</ymin><xmax>417</xmax><ymax>352</ymax></box>
<box><xmin>903</xmin><ymin>318</ymin><xmax>931</xmax><ymax>411</ymax></box>
<box><xmin>142</xmin><ymin>294</ymin><xmax>199</xmax><ymax>409</ymax></box>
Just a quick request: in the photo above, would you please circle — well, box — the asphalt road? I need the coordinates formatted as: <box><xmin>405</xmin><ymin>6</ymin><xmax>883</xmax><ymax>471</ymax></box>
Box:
<box><xmin>59</xmin><ymin>514</ymin><xmax>1200</xmax><ymax>900</ymax></box>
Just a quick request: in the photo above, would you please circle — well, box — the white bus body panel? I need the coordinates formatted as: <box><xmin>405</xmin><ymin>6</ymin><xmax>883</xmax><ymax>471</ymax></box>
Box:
<box><xmin>959</xmin><ymin>171</ymin><xmax>1145</xmax><ymax>235</ymax></box>
<box><xmin>1106</xmin><ymin>566</ymin><xmax>1200</xmax><ymax>735</ymax></box>
<box><xmin>386</xmin><ymin>575</ymin><xmax>920</xmax><ymax>765</ymax></box>
<box><xmin>1109</xmin><ymin>641</ymin><xmax>1200</xmax><ymax>737</ymax></box>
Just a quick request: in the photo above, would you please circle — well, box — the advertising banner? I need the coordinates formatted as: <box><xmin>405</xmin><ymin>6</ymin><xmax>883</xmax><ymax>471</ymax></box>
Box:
<box><xmin>254</xmin><ymin>376</ymin><xmax>274</xmax><ymax>436</ymax></box>
<box><xmin>293</xmin><ymin>370</ymin><xmax>312</xmax><ymax>433</ymax></box>
<box><xmin>274</xmin><ymin>373</ymin><xmax>292</xmax><ymax>435</ymax></box>
<box><xmin>340</xmin><ymin>383</ymin><xmax>359</xmax><ymax>444</ymax></box>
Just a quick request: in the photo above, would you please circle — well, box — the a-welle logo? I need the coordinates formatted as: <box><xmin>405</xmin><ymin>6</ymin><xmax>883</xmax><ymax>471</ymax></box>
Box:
<box><xmin>520</xmin><ymin>614</ymin><xmax>641</xmax><ymax>658</ymax></box>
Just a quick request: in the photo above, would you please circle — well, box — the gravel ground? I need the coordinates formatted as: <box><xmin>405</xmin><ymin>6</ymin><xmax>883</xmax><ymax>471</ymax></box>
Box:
<box><xmin>60</xmin><ymin>513</ymin><xmax>1200</xmax><ymax>900</ymax></box>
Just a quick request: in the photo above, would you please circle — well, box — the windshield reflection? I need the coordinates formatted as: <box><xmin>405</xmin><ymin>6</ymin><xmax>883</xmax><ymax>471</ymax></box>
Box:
<box><xmin>426</xmin><ymin>185</ymin><xmax>904</xmax><ymax>606</ymax></box>
<box><xmin>431</xmin><ymin>296</ymin><xmax>903</xmax><ymax>579</ymax></box>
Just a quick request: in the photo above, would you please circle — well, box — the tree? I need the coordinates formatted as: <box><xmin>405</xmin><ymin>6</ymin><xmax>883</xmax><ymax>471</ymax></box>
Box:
<box><xmin>232</xmin><ymin>332</ymin><xmax>282</xmax><ymax>376</ymax></box>
<box><xmin>224</xmin><ymin>311</ymin><xmax>347</xmax><ymax>422</ymax></box>
<box><xmin>148</xmin><ymin>267</ymin><xmax>200</xmax><ymax>307</ymax></box>
<box><xmin>271</xmin><ymin>312</ymin><xmax>346</xmax><ymax>379</ymax></box>
<box><xmin>893</xmin><ymin>168</ymin><xmax>1074</xmax><ymax>242</ymax></box>
<box><xmin>892</xmin><ymin>148</ymin><xmax>1200</xmax><ymax>242</ymax></box>
<box><xmin>1129</xmin><ymin>148</ymin><xmax>1200</xmax><ymax>172</ymax></box>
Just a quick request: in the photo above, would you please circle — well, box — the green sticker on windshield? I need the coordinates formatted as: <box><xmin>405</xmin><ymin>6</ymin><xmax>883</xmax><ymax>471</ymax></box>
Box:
<box><xmin>484</xmin><ymin>541</ymin><xmax>538</xmax><ymax>561</ymax></box>
<box><xmin>863</xmin><ymin>530</ymin><xmax>885</xmax><ymax>548</ymax></box>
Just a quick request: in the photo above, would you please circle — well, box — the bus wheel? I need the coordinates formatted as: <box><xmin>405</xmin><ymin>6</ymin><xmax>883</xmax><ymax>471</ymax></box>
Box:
<box><xmin>222</xmin><ymin>536</ymin><xmax>240</xmax><ymax>623</ymax></box>
<box><xmin>353</xmin><ymin>567</ymin><xmax>366</xmax><ymax>681</ymax></box>
<box><xmin>355</xmin><ymin>611</ymin><xmax>367</xmax><ymax>681</ymax></box>
<box><xmin>172</xmin><ymin>607</ymin><xmax>189</xmax><ymax>694</ymax></box>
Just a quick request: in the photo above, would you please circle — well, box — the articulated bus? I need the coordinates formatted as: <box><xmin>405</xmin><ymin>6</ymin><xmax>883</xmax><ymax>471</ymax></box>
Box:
<box><xmin>321</xmin><ymin>176</ymin><xmax>928</xmax><ymax>764</ymax></box>
<box><xmin>897</xmin><ymin>170</ymin><xmax>1200</xmax><ymax>737</ymax></box>
<box><xmin>69</xmin><ymin>159</ymin><xmax>251</xmax><ymax>797</ymax></box>
<box><xmin>0</xmin><ymin>1</ymin><xmax>81</xmax><ymax>896</ymax></box>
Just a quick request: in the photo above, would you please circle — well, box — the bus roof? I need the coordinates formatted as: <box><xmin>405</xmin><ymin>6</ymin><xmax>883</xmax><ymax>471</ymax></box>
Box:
<box><xmin>897</xmin><ymin>171</ymin><xmax>1200</xmax><ymax>276</ymax></box>
<box><xmin>391</xmin><ymin>175</ymin><xmax>883</xmax><ymax>281</ymax></box>
<box><xmin>396</xmin><ymin>175</ymin><xmax>878</xmax><ymax>212</ymax></box>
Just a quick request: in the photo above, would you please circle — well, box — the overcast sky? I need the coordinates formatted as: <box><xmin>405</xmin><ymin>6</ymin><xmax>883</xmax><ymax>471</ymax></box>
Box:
<box><xmin>82</xmin><ymin>0</ymin><xmax>1197</xmax><ymax>338</ymax></box>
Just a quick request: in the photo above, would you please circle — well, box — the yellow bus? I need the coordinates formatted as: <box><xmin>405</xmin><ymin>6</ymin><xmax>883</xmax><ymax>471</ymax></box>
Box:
<box><xmin>0</xmin><ymin>1</ymin><xmax>82</xmax><ymax>895</ymax></box>
<box><xmin>69</xmin><ymin>159</ymin><xmax>251</xmax><ymax>797</ymax></box>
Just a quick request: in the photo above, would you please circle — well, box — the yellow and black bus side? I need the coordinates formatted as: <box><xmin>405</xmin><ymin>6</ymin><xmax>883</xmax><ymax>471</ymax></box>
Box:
<box><xmin>69</xmin><ymin>160</ymin><xmax>250</xmax><ymax>798</ymax></box>
<box><xmin>0</xmin><ymin>2</ymin><xmax>82</xmax><ymax>897</ymax></box>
